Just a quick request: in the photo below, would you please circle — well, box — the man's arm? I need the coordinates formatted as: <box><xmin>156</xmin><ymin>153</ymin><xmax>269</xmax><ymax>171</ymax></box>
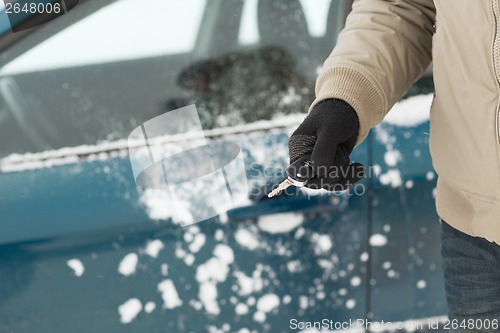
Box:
<box><xmin>312</xmin><ymin>0</ymin><xmax>436</xmax><ymax>145</ymax></box>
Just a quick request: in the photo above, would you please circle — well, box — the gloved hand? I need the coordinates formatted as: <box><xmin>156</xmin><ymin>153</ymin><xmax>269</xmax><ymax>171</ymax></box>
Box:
<box><xmin>288</xmin><ymin>98</ymin><xmax>365</xmax><ymax>191</ymax></box>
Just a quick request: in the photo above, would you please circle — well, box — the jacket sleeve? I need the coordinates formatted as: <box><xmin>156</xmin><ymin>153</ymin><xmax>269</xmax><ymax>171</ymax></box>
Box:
<box><xmin>311</xmin><ymin>0</ymin><xmax>436</xmax><ymax>145</ymax></box>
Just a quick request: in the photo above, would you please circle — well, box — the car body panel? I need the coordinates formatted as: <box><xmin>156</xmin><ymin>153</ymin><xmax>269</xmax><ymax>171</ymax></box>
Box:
<box><xmin>0</xmin><ymin>0</ymin><xmax>446</xmax><ymax>332</ymax></box>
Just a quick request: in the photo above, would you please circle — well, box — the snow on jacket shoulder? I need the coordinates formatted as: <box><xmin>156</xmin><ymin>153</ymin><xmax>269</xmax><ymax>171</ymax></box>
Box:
<box><xmin>313</xmin><ymin>0</ymin><xmax>500</xmax><ymax>244</ymax></box>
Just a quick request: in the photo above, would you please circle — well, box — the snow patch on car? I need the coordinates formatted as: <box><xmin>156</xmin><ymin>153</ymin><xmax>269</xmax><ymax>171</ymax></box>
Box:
<box><xmin>253</xmin><ymin>293</ymin><xmax>280</xmax><ymax>322</ymax></box>
<box><xmin>287</xmin><ymin>260</ymin><xmax>303</xmax><ymax>273</ymax></box>
<box><xmin>384</xmin><ymin>150</ymin><xmax>402</xmax><ymax>167</ymax></box>
<box><xmin>118</xmin><ymin>298</ymin><xmax>142</xmax><ymax>324</ymax></box>
<box><xmin>139</xmin><ymin>189</ymin><xmax>175</xmax><ymax>221</ymax></box>
<box><xmin>118</xmin><ymin>253</ymin><xmax>138</xmax><ymax>276</ymax></box>
<box><xmin>369</xmin><ymin>234</ymin><xmax>388</xmax><ymax>247</ymax></box>
<box><xmin>235</xmin><ymin>303</ymin><xmax>249</xmax><ymax>315</ymax></box>
<box><xmin>144</xmin><ymin>301</ymin><xmax>156</xmax><ymax>313</ymax></box>
<box><xmin>256</xmin><ymin>293</ymin><xmax>280</xmax><ymax>312</ymax></box>
<box><xmin>379</xmin><ymin>169</ymin><xmax>402</xmax><ymax>188</ymax></box>
<box><xmin>235</xmin><ymin>228</ymin><xmax>260</xmax><ymax>250</ymax></box>
<box><xmin>195</xmin><ymin>244</ymin><xmax>234</xmax><ymax>315</ymax></box>
<box><xmin>310</xmin><ymin>233</ymin><xmax>333</xmax><ymax>255</ymax></box>
<box><xmin>350</xmin><ymin>276</ymin><xmax>361</xmax><ymax>287</ymax></box>
<box><xmin>257</xmin><ymin>213</ymin><xmax>303</xmax><ymax>233</ymax></box>
<box><xmin>233</xmin><ymin>266</ymin><xmax>265</xmax><ymax>296</ymax></box>
<box><xmin>188</xmin><ymin>233</ymin><xmax>206</xmax><ymax>254</ymax></box>
<box><xmin>383</xmin><ymin>94</ymin><xmax>432</xmax><ymax>127</ymax></box>
<box><xmin>0</xmin><ymin>114</ymin><xmax>300</xmax><ymax>174</ymax></box>
<box><xmin>345</xmin><ymin>298</ymin><xmax>356</xmax><ymax>309</ymax></box>
<box><xmin>0</xmin><ymin>94</ymin><xmax>430</xmax><ymax>175</ymax></box>
<box><xmin>417</xmin><ymin>280</ymin><xmax>427</xmax><ymax>289</ymax></box>
<box><xmin>158</xmin><ymin>279</ymin><xmax>183</xmax><ymax>309</ymax></box>
<box><xmin>143</xmin><ymin>239</ymin><xmax>164</xmax><ymax>258</ymax></box>
<box><xmin>66</xmin><ymin>258</ymin><xmax>85</xmax><ymax>277</ymax></box>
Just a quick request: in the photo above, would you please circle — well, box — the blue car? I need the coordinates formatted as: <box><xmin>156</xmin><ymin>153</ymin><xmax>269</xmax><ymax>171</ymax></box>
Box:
<box><xmin>0</xmin><ymin>0</ymin><xmax>445</xmax><ymax>332</ymax></box>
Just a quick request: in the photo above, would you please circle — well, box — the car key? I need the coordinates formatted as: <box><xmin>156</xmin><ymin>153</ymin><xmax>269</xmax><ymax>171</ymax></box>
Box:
<box><xmin>268</xmin><ymin>154</ymin><xmax>314</xmax><ymax>198</ymax></box>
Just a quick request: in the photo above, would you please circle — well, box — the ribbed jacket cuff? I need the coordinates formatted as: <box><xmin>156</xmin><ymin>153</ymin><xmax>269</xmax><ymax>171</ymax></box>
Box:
<box><xmin>308</xmin><ymin>66</ymin><xmax>385</xmax><ymax>147</ymax></box>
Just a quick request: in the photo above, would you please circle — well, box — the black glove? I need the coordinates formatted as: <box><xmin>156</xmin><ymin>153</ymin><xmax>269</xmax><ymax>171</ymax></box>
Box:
<box><xmin>288</xmin><ymin>99</ymin><xmax>365</xmax><ymax>191</ymax></box>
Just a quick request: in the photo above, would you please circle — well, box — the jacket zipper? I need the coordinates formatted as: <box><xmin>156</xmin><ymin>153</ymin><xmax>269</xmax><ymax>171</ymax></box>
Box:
<box><xmin>494</xmin><ymin>0</ymin><xmax>500</xmax><ymax>144</ymax></box>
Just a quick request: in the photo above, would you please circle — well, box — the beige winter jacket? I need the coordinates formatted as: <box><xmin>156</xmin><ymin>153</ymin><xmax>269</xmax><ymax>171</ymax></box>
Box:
<box><xmin>312</xmin><ymin>0</ymin><xmax>500</xmax><ymax>244</ymax></box>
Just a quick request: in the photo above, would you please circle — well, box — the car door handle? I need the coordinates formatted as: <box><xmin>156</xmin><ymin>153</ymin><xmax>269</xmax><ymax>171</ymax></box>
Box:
<box><xmin>226</xmin><ymin>193</ymin><xmax>348</xmax><ymax>220</ymax></box>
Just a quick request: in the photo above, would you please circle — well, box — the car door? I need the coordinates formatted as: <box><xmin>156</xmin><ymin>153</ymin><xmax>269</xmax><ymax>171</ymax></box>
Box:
<box><xmin>0</xmin><ymin>1</ymin><xmax>372</xmax><ymax>332</ymax></box>
<box><xmin>369</xmin><ymin>85</ymin><xmax>448</xmax><ymax>324</ymax></box>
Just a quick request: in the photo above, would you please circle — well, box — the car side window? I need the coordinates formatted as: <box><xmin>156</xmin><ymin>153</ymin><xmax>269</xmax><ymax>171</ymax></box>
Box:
<box><xmin>0</xmin><ymin>0</ymin><xmax>207</xmax><ymax>158</ymax></box>
<box><xmin>0</xmin><ymin>0</ymin><xmax>350</xmax><ymax>159</ymax></box>
<box><xmin>238</xmin><ymin>0</ymin><xmax>339</xmax><ymax>45</ymax></box>
<box><xmin>179</xmin><ymin>0</ymin><xmax>348</xmax><ymax>130</ymax></box>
